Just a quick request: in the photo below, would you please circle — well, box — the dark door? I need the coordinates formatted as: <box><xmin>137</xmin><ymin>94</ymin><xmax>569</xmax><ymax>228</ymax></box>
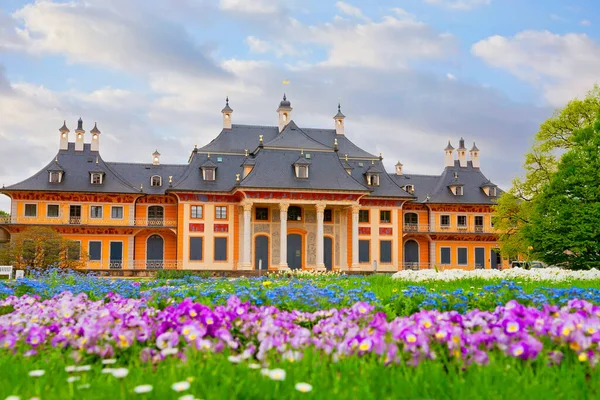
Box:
<box><xmin>146</xmin><ymin>235</ymin><xmax>164</xmax><ymax>269</ymax></box>
<box><xmin>475</xmin><ymin>247</ymin><xmax>485</xmax><ymax>269</ymax></box>
<box><xmin>287</xmin><ymin>234</ymin><xmax>302</xmax><ymax>270</ymax></box>
<box><xmin>491</xmin><ymin>249</ymin><xmax>501</xmax><ymax>269</ymax></box>
<box><xmin>255</xmin><ymin>235</ymin><xmax>269</xmax><ymax>270</ymax></box>
<box><xmin>404</xmin><ymin>240</ymin><xmax>419</xmax><ymax>269</ymax></box>
<box><xmin>324</xmin><ymin>236</ymin><xmax>333</xmax><ymax>270</ymax></box>
<box><xmin>148</xmin><ymin>206</ymin><xmax>164</xmax><ymax>226</ymax></box>
<box><xmin>110</xmin><ymin>241</ymin><xmax>123</xmax><ymax>269</ymax></box>
<box><xmin>69</xmin><ymin>205</ymin><xmax>81</xmax><ymax>224</ymax></box>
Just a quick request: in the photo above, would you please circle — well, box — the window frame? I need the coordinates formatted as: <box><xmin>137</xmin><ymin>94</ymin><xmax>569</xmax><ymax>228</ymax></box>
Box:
<box><xmin>323</xmin><ymin>209</ymin><xmax>333</xmax><ymax>223</ymax></box>
<box><xmin>90</xmin><ymin>205</ymin><xmax>103</xmax><ymax>219</ymax></box>
<box><xmin>150</xmin><ymin>175</ymin><xmax>162</xmax><ymax>187</ymax></box>
<box><xmin>440</xmin><ymin>247</ymin><xmax>451</xmax><ymax>265</ymax></box>
<box><xmin>379</xmin><ymin>240</ymin><xmax>392</xmax><ymax>264</ymax></box>
<box><xmin>358</xmin><ymin>209</ymin><xmax>370</xmax><ymax>223</ymax></box>
<box><xmin>24</xmin><ymin>203</ymin><xmax>37</xmax><ymax>217</ymax></box>
<box><xmin>457</xmin><ymin>215</ymin><xmax>467</xmax><ymax>228</ymax></box>
<box><xmin>90</xmin><ymin>173</ymin><xmax>103</xmax><ymax>185</ymax></box>
<box><xmin>49</xmin><ymin>171</ymin><xmax>62</xmax><ymax>184</ymax></box>
<box><xmin>358</xmin><ymin>239</ymin><xmax>370</xmax><ymax>264</ymax></box>
<box><xmin>295</xmin><ymin>165</ymin><xmax>309</xmax><ymax>179</ymax></box>
<box><xmin>215</xmin><ymin>206</ymin><xmax>228</xmax><ymax>220</ymax></box>
<box><xmin>203</xmin><ymin>168</ymin><xmax>216</xmax><ymax>182</ymax></box>
<box><xmin>489</xmin><ymin>187</ymin><xmax>497</xmax><ymax>197</ymax></box>
<box><xmin>191</xmin><ymin>205</ymin><xmax>203</xmax><ymax>219</ymax></box>
<box><xmin>214</xmin><ymin>237</ymin><xmax>228</xmax><ymax>262</ymax></box>
<box><xmin>457</xmin><ymin>247</ymin><xmax>468</xmax><ymax>266</ymax></box>
<box><xmin>88</xmin><ymin>241</ymin><xmax>102</xmax><ymax>262</ymax></box>
<box><xmin>189</xmin><ymin>237</ymin><xmax>204</xmax><ymax>261</ymax></box>
<box><xmin>255</xmin><ymin>207</ymin><xmax>269</xmax><ymax>221</ymax></box>
<box><xmin>455</xmin><ymin>186</ymin><xmax>464</xmax><ymax>196</ymax></box>
<box><xmin>287</xmin><ymin>206</ymin><xmax>302</xmax><ymax>221</ymax></box>
<box><xmin>380</xmin><ymin>210</ymin><xmax>391</xmax><ymax>224</ymax></box>
<box><xmin>46</xmin><ymin>204</ymin><xmax>60</xmax><ymax>218</ymax></box>
<box><xmin>111</xmin><ymin>206</ymin><xmax>124</xmax><ymax>220</ymax></box>
<box><xmin>440</xmin><ymin>214</ymin><xmax>450</xmax><ymax>228</ymax></box>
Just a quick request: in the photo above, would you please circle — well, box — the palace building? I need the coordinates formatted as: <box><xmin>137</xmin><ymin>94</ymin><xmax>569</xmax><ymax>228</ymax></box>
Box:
<box><xmin>0</xmin><ymin>95</ymin><xmax>507</xmax><ymax>271</ymax></box>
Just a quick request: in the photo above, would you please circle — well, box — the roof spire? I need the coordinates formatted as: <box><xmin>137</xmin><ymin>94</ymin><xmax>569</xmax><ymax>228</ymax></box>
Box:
<box><xmin>59</xmin><ymin>120</ymin><xmax>69</xmax><ymax>133</ymax></box>
<box><xmin>77</xmin><ymin>117</ymin><xmax>83</xmax><ymax>131</ymax></box>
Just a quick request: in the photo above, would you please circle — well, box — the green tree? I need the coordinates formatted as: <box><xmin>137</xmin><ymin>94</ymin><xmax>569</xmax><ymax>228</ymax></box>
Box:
<box><xmin>0</xmin><ymin>210</ymin><xmax>9</xmax><ymax>218</ymax></box>
<box><xmin>526</xmin><ymin>113</ymin><xmax>600</xmax><ymax>269</ymax></box>
<box><xmin>493</xmin><ymin>85</ymin><xmax>600</xmax><ymax>258</ymax></box>
<box><xmin>0</xmin><ymin>227</ymin><xmax>87</xmax><ymax>269</ymax></box>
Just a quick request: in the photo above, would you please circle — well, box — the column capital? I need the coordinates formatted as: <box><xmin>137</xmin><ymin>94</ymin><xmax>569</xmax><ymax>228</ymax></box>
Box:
<box><xmin>351</xmin><ymin>203</ymin><xmax>361</xmax><ymax>214</ymax></box>
<box><xmin>315</xmin><ymin>202</ymin><xmax>327</xmax><ymax>213</ymax></box>
<box><xmin>242</xmin><ymin>201</ymin><xmax>253</xmax><ymax>212</ymax></box>
<box><xmin>279</xmin><ymin>202</ymin><xmax>290</xmax><ymax>212</ymax></box>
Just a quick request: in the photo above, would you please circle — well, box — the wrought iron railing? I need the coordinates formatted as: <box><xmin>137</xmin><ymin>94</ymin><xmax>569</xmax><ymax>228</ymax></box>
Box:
<box><xmin>0</xmin><ymin>216</ymin><xmax>176</xmax><ymax>228</ymax></box>
<box><xmin>91</xmin><ymin>260</ymin><xmax>182</xmax><ymax>270</ymax></box>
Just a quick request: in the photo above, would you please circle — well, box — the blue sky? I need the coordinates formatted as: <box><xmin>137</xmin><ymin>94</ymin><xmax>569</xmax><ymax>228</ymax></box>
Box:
<box><xmin>1</xmin><ymin>0</ymin><xmax>599</xmax><ymax>211</ymax></box>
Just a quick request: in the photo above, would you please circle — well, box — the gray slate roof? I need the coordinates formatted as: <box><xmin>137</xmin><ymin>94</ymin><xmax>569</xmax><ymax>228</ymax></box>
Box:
<box><xmin>346</xmin><ymin>159</ymin><xmax>412</xmax><ymax>198</ymax></box>
<box><xmin>389</xmin><ymin>160</ymin><xmax>502</xmax><ymax>204</ymax></box>
<box><xmin>171</xmin><ymin>152</ymin><xmax>247</xmax><ymax>192</ymax></box>
<box><xmin>263</xmin><ymin>121</ymin><xmax>331</xmax><ymax>150</ymax></box>
<box><xmin>108</xmin><ymin>162</ymin><xmax>188</xmax><ymax>195</ymax></box>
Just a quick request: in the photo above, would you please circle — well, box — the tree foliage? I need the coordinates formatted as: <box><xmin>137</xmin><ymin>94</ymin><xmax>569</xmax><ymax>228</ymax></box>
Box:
<box><xmin>493</xmin><ymin>85</ymin><xmax>600</xmax><ymax>259</ymax></box>
<box><xmin>526</xmin><ymin>113</ymin><xmax>600</xmax><ymax>269</ymax></box>
<box><xmin>0</xmin><ymin>210</ymin><xmax>9</xmax><ymax>218</ymax></box>
<box><xmin>0</xmin><ymin>227</ymin><xmax>87</xmax><ymax>269</ymax></box>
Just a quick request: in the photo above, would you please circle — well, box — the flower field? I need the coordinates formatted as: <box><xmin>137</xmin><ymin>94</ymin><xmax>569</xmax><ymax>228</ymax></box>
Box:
<box><xmin>1</xmin><ymin>269</ymin><xmax>600</xmax><ymax>399</ymax></box>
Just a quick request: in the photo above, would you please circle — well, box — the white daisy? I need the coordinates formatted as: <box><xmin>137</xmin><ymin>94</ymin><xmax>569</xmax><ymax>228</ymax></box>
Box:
<box><xmin>295</xmin><ymin>382</ymin><xmax>313</xmax><ymax>393</ymax></box>
<box><xmin>28</xmin><ymin>370</ymin><xmax>45</xmax><ymax>377</ymax></box>
<box><xmin>133</xmin><ymin>385</ymin><xmax>153</xmax><ymax>394</ymax></box>
<box><xmin>171</xmin><ymin>381</ymin><xmax>191</xmax><ymax>392</ymax></box>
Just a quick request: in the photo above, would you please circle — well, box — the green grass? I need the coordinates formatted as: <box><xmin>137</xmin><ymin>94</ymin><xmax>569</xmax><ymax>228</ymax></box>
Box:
<box><xmin>1</xmin><ymin>350</ymin><xmax>597</xmax><ymax>400</ymax></box>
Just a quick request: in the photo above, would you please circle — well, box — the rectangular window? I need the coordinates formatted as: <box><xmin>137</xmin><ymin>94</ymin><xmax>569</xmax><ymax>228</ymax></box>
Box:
<box><xmin>380</xmin><ymin>240</ymin><xmax>392</xmax><ymax>263</ymax></box>
<box><xmin>215</xmin><ymin>206</ymin><xmax>227</xmax><ymax>220</ymax></box>
<box><xmin>47</xmin><ymin>204</ymin><xmax>59</xmax><ymax>218</ymax></box>
<box><xmin>203</xmin><ymin>168</ymin><xmax>215</xmax><ymax>181</ymax></box>
<box><xmin>89</xmin><ymin>241</ymin><xmax>102</xmax><ymax>261</ymax></box>
<box><xmin>90</xmin><ymin>205</ymin><xmax>103</xmax><ymax>219</ymax></box>
<box><xmin>475</xmin><ymin>216</ymin><xmax>484</xmax><ymax>226</ymax></box>
<box><xmin>91</xmin><ymin>173</ymin><xmax>103</xmax><ymax>185</ymax></box>
<box><xmin>189</xmin><ymin>237</ymin><xmax>203</xmax><ymax>261</ymax></box>
<box><xmin>457</xmin><ymin>215</ymin><xmax>467</xmax><ymax>227</ymax></box>
<box><xmin>489</xmin><ymin>187</ymin><xmax>497</xmax><ymax>197</ymax></box>
<box><xmin>440</xmin><ymin>215</ymin><xmax>450</xmax><ymax>227</ymax></box>
<box><xmin>255</xmin><ymin>207</ymin><xmax>269</xmax><ymax>221</ymax></box>
<box><xmin>455</xmin><ymin>186</ymin><xmax>463</xmax><ymax>196</ymax></box>
<box><xmin>111</xmin><ymin>206</ymin><xmax>124</xmax><ymax>219</ymax></box>
<box><xmin>109</xmin><ymin>241</ymin><xmax>123</xmax><ymax>268</ymax></box>
<box><xmin>359</xmin><ymin>210</ymin><xmax>370</xmax><ymax>223</ymax></box>
<box><xmin>457</xmin><ymin>248</ymin><xmax>468</xmax><ymax>265</ymax></box>
<box><xmin>67</xmin><ymin>241</ymin><xmax>81</xmax><ymax>261</ymax></box>
<box><xmin>324</xmin><ymin>209</ymin><xmax>332</xmax><ymax>222</ymax></box>
<box><xmin>191</xmin><ymin>205</ymin><xmax>203</xmax><ymax>219</ymax></box>
<box><xmin>380</xmin><ymin>210</ymin><xmax>391</xmax><ymax>223</ymax></box>
<box><xmin>214</xmin><ymin>237</ymin><xmax>227</xmax><ymax>261</ymax></box>
<box><xmin>359</xmin><ymin>240</ymin><xmax>370</xmax><ymax>263</ymax></box>
<box><xmin>24</xmin><ymin>204</ymin><xmax>37</xmax><ymax>217</ymax></box>
<box><xmin>440</xmin><ymin>247</ymin><xmax>451</xmax><ymax>264</ymax></box>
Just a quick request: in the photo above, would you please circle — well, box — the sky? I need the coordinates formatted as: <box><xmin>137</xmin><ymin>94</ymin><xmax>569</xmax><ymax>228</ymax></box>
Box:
<box><xmin>1</xmin><ymin>0</ymin><xmax>599</xmax><ymax>212</ymax></box>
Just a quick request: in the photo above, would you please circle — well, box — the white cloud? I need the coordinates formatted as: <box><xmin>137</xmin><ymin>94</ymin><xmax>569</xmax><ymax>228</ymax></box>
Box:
<box><xmin>219</xmin><ymin>0</ymin><xmax>282</xmax><ymax>14</ymax></box>
<box><xmin>245</xmin><ymin>36</ymin><xmax>270</xmax><ymax>53</ymax></box>
<box><xmin>581</xmin><ymin>19</ymin><xmax>591</xmax><ymax>26</ymax></box>
<box><xmin>423</xmin><ymin>0</ymin><xmax>491</xmax><ymax>10</ymax></box>
<box><xmin>335</xmin><ymin>1</ymin><xmax>367</xmax><ymax>20</ymax></box>
<box><xmin>447</xmin><ymin>73</ymin><xmax>457</xmax><ymax>80</ymax></box>
<box><xmin>472</xmin><ymin>30</ymin><xmax>600</xmax><ymax>105</ymax></box>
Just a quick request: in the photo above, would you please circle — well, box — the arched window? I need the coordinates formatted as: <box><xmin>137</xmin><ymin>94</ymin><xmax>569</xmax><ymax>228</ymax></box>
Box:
<box><xmin>150</xmin><ymin>175</ymin><xmax>162</xmax><ymax>187</ymax></box>
<box><xmin>282</xmin><ymin>113</ymin><xmax>288</xmax><ymax>122</ymax></box>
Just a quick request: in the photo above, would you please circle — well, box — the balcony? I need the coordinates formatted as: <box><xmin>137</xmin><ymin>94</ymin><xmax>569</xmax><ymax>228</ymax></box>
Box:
<box><xmin>402</xmin><ymin>223</ymin><xmax>495</xmax><ymax>234</ymax></box>
<box><xmin>0</xmin><ymin>216</ymin><xmax>177</xmax><ymax>228</ymax></box>
<box><xmin>103</xmin><ymin>260</ymin><xmax>182</xmax><ymax>270</ymax></box>
<box><xmin>403</xmin><ymin>224</ymin><xmax>430</xmax><ymax>233</ymax></box>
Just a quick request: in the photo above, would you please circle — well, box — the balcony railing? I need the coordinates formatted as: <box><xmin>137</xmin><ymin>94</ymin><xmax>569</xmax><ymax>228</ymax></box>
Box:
<box><xmin>401</xmin><ymin>263</ymin><xmax>431</xmax><ymax>270</ymax></box>
<box><xmin>95</xmin><ymin>260</ymin><xmax>182</xmax><ymax>270</ymax></box>
<box><xmin>403</xmin><ymin>224</ymin><xmax>495</xmax><ymax>234</ymax></box>
<box><xmin>0</xmin><ymin>216</ymin><xmax>177</xmax><ymax>228</ymax></box>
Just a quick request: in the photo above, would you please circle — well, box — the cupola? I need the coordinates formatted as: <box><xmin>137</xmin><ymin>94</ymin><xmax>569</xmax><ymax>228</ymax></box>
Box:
<box><xmin>222</xmin><ymin>96</ymin><xmax>233</xmax><ymax>129</ymax></box>
<box><xmin>277</xmin><ymin>93</ymin><xmax>292</xmax><ymax>133</ymax></box>
<box><xmin>470</xmin><ymin>141</ymin><xmax>480</xmax><ymax>168</ymax></box>
<box><xmin>457</xmin><ymin>137</ymin><xmax>467</xmax><ymax>168</ymax></box>
<box><xmin>59</xmin><ymin>121</ymin><xmax>69</xmax><ymax>151</ymax></box>
<box><xmin>444</xmin><ymin>140</ymin><xmax>454</xmax><ymax>168</ymax></box>
<box><xmin>395</xmin><ymin>161</ymin><xmax>403</xmax><ymax>176</ymax></box>
<box><xmin>152</xmin><ymin>150</ymin><xmax>161</xmax><ymax>165</ymax></box>
<box><xmin>334</xmin><ymin>103</ymin><xmax>345</xmax><ymax>136</ymax></box>
<box><xmin>90</xmin><ymin>122</ymin><xmax>101</xmax><ymax>152</ymax></box>
<box><xmin>75</xmin><ymin>117</ymin><xmax>85</xmax><ymax>152</ymax></box>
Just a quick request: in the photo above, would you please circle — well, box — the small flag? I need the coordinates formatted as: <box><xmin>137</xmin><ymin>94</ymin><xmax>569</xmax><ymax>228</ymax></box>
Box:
<box><xmin>282</xmin><ymin>79</ymin><xmax>290</xmax><ymax>85</ymax></box>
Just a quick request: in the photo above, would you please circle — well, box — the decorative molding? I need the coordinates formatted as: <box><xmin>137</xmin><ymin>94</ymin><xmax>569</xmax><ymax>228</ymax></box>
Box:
<box><xmin>279</xmin><ymin>203</ymin><xmax>290</xmax><ymax>212</ymax></box>
<box><xmin>138</xmin><ymin>195</ymin><xmax>177</xmax><ymax>204</ymax></box>
<box><xmin>315</xmin><ymin>202</ymin><xmax>327</xmax><ymax>213</ymax></box>
<box><xmin>8</xmin><ymin>192</ymin><xmax>138</xmax><ymax>203</ymax></box>
<box><xmin>359</xmin><ymin>227</ymin><xmax>371</xmax><ymax>235</ymax></box>
<box><xmin>379</xmin><ymin>227</ymin><xmax>393</xmax><ymax>236</ymax></box>
<box><xmin>360</xmin><ymin>199</ymin><xmax>404</xmax><ymax>207</ymax></box>
<box><xmin>175</xmin><ymin>193</ymin><xmax>241</xmax><ymax>203</ymax></box>
<box><xmin>428</xmin><ymin>205</ymin><xmax>492</xmax><ymax>213</ymax></box>
<box><xmin>189</xmin><ymin>223</ymin><xmax>204</xmax><ymax>232</ymax></box>
<box><xmin>214</xmin><ymin>224</ymin><xmax>229</xmax><ymax>233</ymax></box>
<box><xmin>351</xmin><ymin>204</ymin><xmax>361</xmax><ymax>214</ymax></box>
<box><xmin>243</xmin><ymin>191</ymin><xmax>362</xmax><ymax>202</ymax></box>
<box><xmin>242</xmin><ymin>202</ymin><xmax>253</xmax><ymax>212</ymax></box>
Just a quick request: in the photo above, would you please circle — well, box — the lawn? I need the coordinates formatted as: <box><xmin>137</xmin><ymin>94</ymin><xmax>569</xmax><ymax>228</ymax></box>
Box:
<box><xmin>1</xmin><ymin>268</ymin><xmax>600</xmax><ymax>399</ymax></box>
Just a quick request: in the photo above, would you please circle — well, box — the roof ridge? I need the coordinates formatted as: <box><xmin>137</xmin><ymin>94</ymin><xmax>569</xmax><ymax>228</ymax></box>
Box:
<box><xmin>263</xmin><ymin>121</ymin><xmax>332</xmax><ymax>150</ymax></box>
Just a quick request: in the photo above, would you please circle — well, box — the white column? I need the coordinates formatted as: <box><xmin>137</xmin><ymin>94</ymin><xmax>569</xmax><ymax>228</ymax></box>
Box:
<box><xmin>430</xmin><ymin>241</ymin><xmax>436</xmax><ymax>269</ymax></box>
<box><xmin>240</xmin><ymin>201</ymin><xmax>252</xmax><ymax>270</ymax></box>
<box><xmin>315</xmin><ymin>202</ymin><xmax>326</xmax><ymax>270</ymax></box>
<box><xmin>279</xmin><ymin>203</ymin><xmax>289</xmax><ymax>270</ymax></box>
<box><xmin>351</xmin><ymin>204</ymin><xmax>360</xmax><ymax>268</ymax></box>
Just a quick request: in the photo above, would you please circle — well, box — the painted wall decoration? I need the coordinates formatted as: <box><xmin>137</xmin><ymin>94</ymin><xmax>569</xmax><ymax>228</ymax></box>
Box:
<box><xmin>138</xmin><ymin>195</ymin><xmax>177</xmax><ymax>204</ymax></box>
<box><xmin>379</xmin><ymin>227</ymin><xmax>393</xmax><ymax>236</ymax></box>
<box><xmin>242</xmin><ymin>191</ymin><xmax>362</xmax><ymax>202</ymax></box>
<box><xmin>214</xmin><ymin>224</ymin><xmax>229</xmax><ymax>233</ymax></box>
<box><xmin>360</xmin><ymin>199</ymin><xmax>404</xmax><ymax>207</ymax></box>
<box><xmin>359</xmin><ymin>227</ymin><xmax>371</xmax><ymax>235</ymax></box>
<box><xmin>176</xmin><ymin>193</ymin><xmax>241</xmax><ymax>203</ymax></box>
<box><xmin>429</xmin><ymin>205</ymin><xmax>492</xmax><ymax>213</ymax></box>
<box><xmin>189</xmin><ymin>223</ymin><xmax>204</xmax><ymax>232</ymax></box>
<box><xmin>8</xmin><ymin>191</ymin><xmax>138</xmax><ymax>203</ymax></box>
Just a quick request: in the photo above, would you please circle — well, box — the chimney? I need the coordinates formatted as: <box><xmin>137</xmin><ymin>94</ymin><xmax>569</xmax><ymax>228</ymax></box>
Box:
<box><xmin>90</xmin><ymin>122</ymin><xmax>101</xmax><ymax>152</ymax></box>
<box><xmin>75</xmin><ymin>118</ymin><xmax>85</xmax><ymax>152</ymax></box>
<box><xmin>221</xmin><ymin>96</ymin><xmax>233</xmax><ymax>129</ymax></box>
<box><xmin>334</xmin><ymin>103</ymin><xmax>345</xmax><ymax>135</ymax></box>
<box><xmin>59</xmin><ymin>120</ymin><xmax>69</xmax><ymax>151</ymax></box>
<box><xmin>277</xmin><ymin>94</ymin><xmax>292</xmax><ymax>132</ymax></box>
<box><xmin>444</xmin><ymin>140</ymin><xmax>454</xmax><ymax>168</ymax></box>
<box><xmin>395</xmin><ymin>161</ymin><xmax>403</xmax><ymax>176</ymax></box>
<box><xmin>457</xmin><ymin>137</ymin><xmax>467</xmax><ymax>168</ymax></box>
<box><xmin>470</xmin><ymin>141</ymin><xmax>480</xmax><ymax>168</ymax></box>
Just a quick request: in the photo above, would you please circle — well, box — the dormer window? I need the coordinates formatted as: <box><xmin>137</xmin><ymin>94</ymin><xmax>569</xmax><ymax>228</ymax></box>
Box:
<box><xmin>90</xmin><ymin>172</ymin><xmax>104</xmax><ymax>185</ymax></box>
<box><xmin>203</xmin><ymin>168</ymin><xmax>215</xmax><ymax>181</ymax></box>
<box><xmin>296</xmin><ymin>165</ymin><xmax>309</xmax><ymax>179</ymax></box>
<box><xmin>405</xmin><ymin>184</ymin><xmax>414</xmax><ymax>194</ymax></box>
<box><xmin>150</xmin><ymin>175</ymin><xmax>162</xmax><ymax>187</ymax></box>
<box><xmin>455</xmin><ymin>186</ymin><xmax>463</xmax><ymax>196</ymax></box>
<box><xmin>49</xmin><ymin>171</ymin><xmax>63</xmax><ymax>183</ymax></box>
<box><xmin>489</xmin><ymin>187</ymin><xmax>497</xmax><ymax>197</ymax></box>
<box><xmin>366</xmin><ymin>173</ymin><xmax>380</xmax><ymax>186</ymax></box>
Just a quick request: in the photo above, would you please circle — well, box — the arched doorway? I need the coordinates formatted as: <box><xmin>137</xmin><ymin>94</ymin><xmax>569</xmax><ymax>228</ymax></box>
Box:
<box><xmin>255</xmin><ymin>235</ymin><xmax>269</xmax><ymax>270</ymax></box>
<box><xmin>324</xmin><ymin>236</ymin><xmax>333</xmax><ymax>270</ymax></box>
<box><xmin>404</xmin><ymin>240</ymin><xmax>419</xmax><ymax>269</ymax></box>
<box><xmin>287</xmin><ymin>233</ymin><xmax>302</xmax><ymax>270</ymax></box>
<box><xmin>146</xmin><ymin>234</ymin><xmax>164</xmax><ymax>269</ymax></box>
<box><xmin>404</xmin><ymin>213</ymin><xmax>418</xmax><ymax>231</ymax></box>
